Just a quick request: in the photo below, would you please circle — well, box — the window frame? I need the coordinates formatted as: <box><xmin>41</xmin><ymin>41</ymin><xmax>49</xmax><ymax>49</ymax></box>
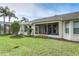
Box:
<box><xmin>73</xmin><ymin>21</ymin><xmax>79</xmax><ymax>34</ymax></box>
<box><xmin>65</xmin><ymin>21</ymin><xmax>69</xmax><ymax>34</ymax></box>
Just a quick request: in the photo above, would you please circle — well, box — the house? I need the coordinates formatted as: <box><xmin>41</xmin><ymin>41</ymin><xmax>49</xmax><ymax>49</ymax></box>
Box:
<box><xmin>0</xmin><ymin>12</ymin><xmax>79</xmax><ymax>42</ymax></box>
<box><xmin>0</xmin><ymin>21</ymin><xmax>10</xmax><ymax>34</ymax></box>
<box><xmin>31</xmin><ymin>12</ymin><xmax>79</xmax><ymax>41</ymax></box>
<box><xmin>18</xmin><ymin>20</ymin><xmax>30</xmax><ymax>35</ymax></box>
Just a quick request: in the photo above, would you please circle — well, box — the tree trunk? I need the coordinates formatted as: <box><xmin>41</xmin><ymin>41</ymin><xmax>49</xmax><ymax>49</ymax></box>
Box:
<box><xmin>3</xmin><ymin>16</ymin><xmax>6</xmax><ymax>34</ymax></box>
<box><xmin>9</xmin><ymin>17</ymin><xmax>11</xmax><ymax>34</ymax></box>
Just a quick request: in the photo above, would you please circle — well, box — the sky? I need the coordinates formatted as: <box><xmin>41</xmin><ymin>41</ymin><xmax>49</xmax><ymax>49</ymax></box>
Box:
<box><xmin>0</xmin><ymin>3</ymin><xmax>79</xmax><ymax>22</ymax></box>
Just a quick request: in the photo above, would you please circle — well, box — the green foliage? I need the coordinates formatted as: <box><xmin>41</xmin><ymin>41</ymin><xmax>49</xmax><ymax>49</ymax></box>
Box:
<box><xmin>0</xmin><ymin>6</ymin><xmax>9</xmax><ymax>17</ymax></box>
<box><xmin>11</xmin><ymin>21</ymin><xmax>20</xmax><ymax>35</ymax></box>
<box><xmin>0</xmin><ymin>6</ymin><xmax>10</xmax><ymax>34</ymax></box>
<box><xmin>24</xmin><ymin>25</ymin><xmax>27</xmax><ymax>32</ymax></box>
<box><xmin>0</xmin><ymin>6</ymin><xmax>17</xmax><ymax>34</ymax></box>
<box><xmin>21</xmin><ymin>17</ymin><xmax>29</xmax><ymax>22</ymax></box>
<box><xmin>27</xmin><ymin>26</ymin><xmax>32</xmax><ymax>35</ymax></box>
<box><xmin>8</xmin><ymin>10</ymin><xmax>18</xmax><ymax>34</ymax></box>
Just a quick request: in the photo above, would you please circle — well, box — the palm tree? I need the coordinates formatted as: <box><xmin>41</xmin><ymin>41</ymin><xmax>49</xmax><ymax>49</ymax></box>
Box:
<box><xmin>21</xmin><ymin>17</ymin><xmax>29</xmax><ymax>22</ymax></box>
<box><xmin>7</xmin><ymin>10</ymin><xmax>18</xmax><ymax>34</ymax></box>
<box><xmin>0</xmin><ymin>6</ymin><xmax>9</xmax><ymax>34</ymax></box>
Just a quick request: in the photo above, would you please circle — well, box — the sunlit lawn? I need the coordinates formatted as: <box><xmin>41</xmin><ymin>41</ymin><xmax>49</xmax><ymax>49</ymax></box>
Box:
<box><xmin>0</xmin><ymin>35</ymin><xmax>79</xmax><ymax>56</ymax></box>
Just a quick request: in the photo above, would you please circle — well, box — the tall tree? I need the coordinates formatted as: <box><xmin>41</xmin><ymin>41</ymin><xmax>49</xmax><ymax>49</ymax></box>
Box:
<box><xmin>0</xmin><ymin>6</ymin><xmax>9</xmax><ymax>34</ymax></box>
<box><xmin>7</xmin><ymin>10</ymin><xmax>18</xmax><ymax>34</ymax></box>
<box><xmin>11</xmin><ymin>21</ymin><xmax>20</xmax><ymax>36</ymax></box>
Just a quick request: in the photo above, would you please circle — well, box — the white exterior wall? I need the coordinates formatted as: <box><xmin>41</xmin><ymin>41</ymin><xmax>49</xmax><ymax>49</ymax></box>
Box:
<box><xmin>18</xmin><ymin>23</ymin><xmax>28</xmax><ymax>35</ymax></box>
<box><xmin>72</xmin><ymin>34</ymin><xmax>79</xmax><ymax>41</ymax></box>
<box><xmin>62</xmin><ymin>20</ymin><xmax>79</xmax><ymax>41</ymax></box>
<box><xmin>31</xmin><ymin>24</ymin><xmax>35</xmax><ymax>35</ymax></box>
<box><xmin>32</xmin><ymin>20</ymin><xmax>79</xmax><ymax>41</ymax></box>
<box><xmin>63</xmin><ymin>21</ymin><xmax>70</xmax><ymax>40</ymax></box>
<box><xmin>63</xmin><ymin>21</ymin><xmax>73</xmax><ymax>40</ymax></box>
<box><xmin>63</xmin><ymin>20</ymin><xmax>79</xmax><ymax>41</ymax></box>
<box><xmin>70</xmin><ymin>21</ymin><xmax>79</xmax><ymax>41</ymax></box>
<box><xmin>59</xmin><ymin>21</ymin><xmax>63</xmax><ymax>38</ymax></box>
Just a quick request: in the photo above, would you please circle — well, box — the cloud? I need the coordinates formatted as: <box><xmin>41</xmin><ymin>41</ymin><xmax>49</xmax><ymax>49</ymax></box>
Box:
<box><xmin>15</xmin><ymin>3</ymin><xmax>57</xmax><ymax>20</ymax></box>
<box><xmin>0</xmin><ymin>3</ymin><xmax>78</xmax><ymax>21</ymax></box>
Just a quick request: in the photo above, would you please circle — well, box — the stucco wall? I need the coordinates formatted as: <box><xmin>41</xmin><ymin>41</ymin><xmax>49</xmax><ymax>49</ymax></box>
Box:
<box><xmin>63</xmin><ymin>21</ymin><xmax>70</xmax><ymax>40</ymax></box>
<box><xmin>71</xmin><ymin>35</ymin><xmax>79</xmax><ymax>41</ymax></box>
<box><xmin>70</xmin><ymin>21</ymin><xmax>79</xmax><ymax>41</ymax></box>
<box><xmin>18</xmin><ymin>23</ymin><xmax>28</xmax><ymax>35</ymax></box>
<box><xmin>62</xmin><ymin>20</ymin><xmax>79</xmax><ymax>41</ymax></box>
<box><xmin>32</xmin><ymin>20</ymin><xmax>79</xmax><ymax>41</ymax></box>
<box><xmin>31</xmin><ymin>24</ymin><xmax>35</xmax><ymax>35</ymax></box>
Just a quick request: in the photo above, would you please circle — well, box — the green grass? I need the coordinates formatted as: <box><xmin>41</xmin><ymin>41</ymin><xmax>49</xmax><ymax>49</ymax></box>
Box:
<box><xmin>0</xmin><ymin>35</ymin><xmax>79</xmax><ymax>56</ymax></box>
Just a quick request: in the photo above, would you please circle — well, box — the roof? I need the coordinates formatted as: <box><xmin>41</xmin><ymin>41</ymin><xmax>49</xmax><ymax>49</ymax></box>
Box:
<box><xmin>32</xmin><ymin>11</ymin><xmax>79</xmax><ymax>23</ymax></box>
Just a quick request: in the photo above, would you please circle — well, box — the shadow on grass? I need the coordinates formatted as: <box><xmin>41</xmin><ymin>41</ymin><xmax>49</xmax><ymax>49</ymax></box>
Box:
<box><xmin>25</xmin><ymin>35</ymin><xmax>79</xmax><ymax>43</ymax></box>
<box><xmin>0</xmin><ymin>34</ymin><xmax>10</xmax><ymax>36</ymax></box>
<box><xmin>10</xmin><ymin>35</ymin><xmax>24</xmax><ymax>39</ymax></box>
<box><xmin>9</xmin><ymin>34</ymin><xmax>79</xmax><ymax>43</ymax></box>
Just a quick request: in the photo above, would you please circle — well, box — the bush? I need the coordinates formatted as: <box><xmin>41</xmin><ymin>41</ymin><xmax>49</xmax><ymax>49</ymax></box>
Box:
<box><xmin>34</xmin><ymin>35</ymin><xmax>49</xmax><ymax>39</ymax></box>
<box><xmin>11</xmin><ymin>21</ymin><xmax>20</xmax><ymax>36</ymax></box>
<box><xmin>27</xmin><ymin>26</ymin><xmax>32</xmax><ymax>35</ymax></box>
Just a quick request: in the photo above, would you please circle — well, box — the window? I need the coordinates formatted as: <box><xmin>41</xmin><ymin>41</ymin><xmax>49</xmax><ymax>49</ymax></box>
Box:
<box><xmin>65</xmin><ymin>21</ymin><xmax>69</xmax><ymax>33</ymax></box>
<box><xmin>73</xmin><ymin>21</ymin><xmax>79</xmax><ymax>34</ymax></box>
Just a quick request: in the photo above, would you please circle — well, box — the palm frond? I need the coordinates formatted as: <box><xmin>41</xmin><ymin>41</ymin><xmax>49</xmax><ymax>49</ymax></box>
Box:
<box><xmin>5</xmin><ymin>6</ymin><xmax>9</xmax><ymax>11</ymax></box>
<box><xmin>22</xmin><ymin>17</ymin><xmax>29</xmax><ymax>22</ymax></box>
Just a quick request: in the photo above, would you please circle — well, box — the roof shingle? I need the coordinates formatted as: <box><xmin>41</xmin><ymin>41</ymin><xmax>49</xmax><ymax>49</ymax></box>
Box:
<box><xmin>32</xmin><ymin>12</ymin><xmax>79</xmax><ymax>23</ymax></box>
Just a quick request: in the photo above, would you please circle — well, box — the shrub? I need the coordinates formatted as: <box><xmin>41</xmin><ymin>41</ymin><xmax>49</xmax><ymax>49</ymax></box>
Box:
<box><xmin>11</xmin><ymin>21</ymin><xmax>20</xmax><ymax>36</ymax></box>
<box><xmin>34</xmin><ymin>35</ymin><xmax>49</xmax><ymax>39</ymax></box>
<box><xmin>27</xmin><ymin>26</ymin><xmax>32</xmax><ymax>35</ymax></box>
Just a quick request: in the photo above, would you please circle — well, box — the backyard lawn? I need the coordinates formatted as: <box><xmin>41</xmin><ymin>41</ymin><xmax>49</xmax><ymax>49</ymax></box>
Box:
<box><xmin>0</xmin><ymin>35</ymin><xmax>79</xmax><ymax>56</ymax></box>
